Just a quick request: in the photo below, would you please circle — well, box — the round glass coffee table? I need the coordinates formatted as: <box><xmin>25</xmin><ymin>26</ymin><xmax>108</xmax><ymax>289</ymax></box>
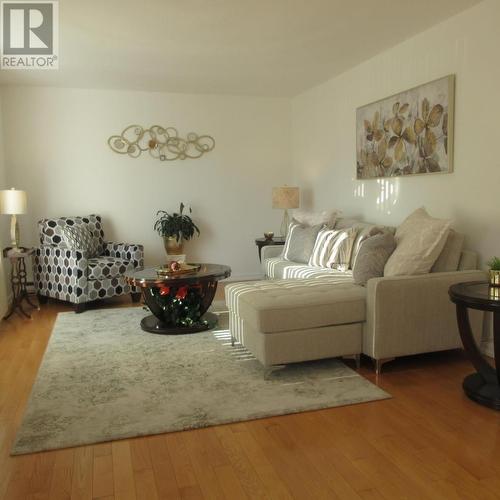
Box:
<box><xmin>126</xmin><ymin>263</ymin><xmax>231</xmax><ymax>334</ymax></box>
<box><xmin>449</xmin><ymin>281</ymin><xmax>500</xmax><ymax>410</ymax></box>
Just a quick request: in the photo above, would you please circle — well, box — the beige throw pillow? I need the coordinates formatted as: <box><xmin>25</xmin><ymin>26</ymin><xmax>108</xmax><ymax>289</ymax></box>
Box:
<box><xmin>384</xmin><ymin>207</ymin><xmax>451</xmax><ymax>276</ymax></box>
<box><xmin>293</xmin><ymin>210</ymin><xmax>340</xmax><ymax>228</ymax></box>
<box><xmin>431</xmin><ymin>229</ymin><xmax>465</xmax><ymax>272</ymax></box>
<box><xmin>309</xmin><ymin>227</ymin><xmax>358</xmax><ymax>271</ymax></box>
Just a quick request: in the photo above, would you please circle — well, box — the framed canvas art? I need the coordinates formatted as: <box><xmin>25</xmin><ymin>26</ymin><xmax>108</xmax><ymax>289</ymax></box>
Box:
<box><xmin>356</xmin><ymin>75</ymin><xmax>454</xmax><ymax>180</ymax></box>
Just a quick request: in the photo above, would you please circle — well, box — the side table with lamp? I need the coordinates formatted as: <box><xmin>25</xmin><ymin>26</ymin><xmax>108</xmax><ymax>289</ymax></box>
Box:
<box><xmin>0</xmin><ymin>188</ymin><xmax>39</xmax><ymax>319</ymax></box>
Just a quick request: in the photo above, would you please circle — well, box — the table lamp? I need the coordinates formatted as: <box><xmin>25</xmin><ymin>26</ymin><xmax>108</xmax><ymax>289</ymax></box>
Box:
<box><xmin>0</xmin><ymin>188</ymin><xmax>27</xmax><ymax>251</ymax></box>
<box><xmin>272</xmin><ymin>186</ymin><xmax>299</xmax><ymax>237</ymax></box>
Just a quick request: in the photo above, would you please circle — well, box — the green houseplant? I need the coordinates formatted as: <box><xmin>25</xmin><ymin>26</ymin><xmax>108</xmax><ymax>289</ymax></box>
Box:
<box><xmin>487</xmin><ymin>256</ymin><xmax>500</xmax><ymax>287</ymax></box>
<box><xmin>154</xmin><ymin>202</ymin><xmax>200</xmax><ymax>255</ymax></box>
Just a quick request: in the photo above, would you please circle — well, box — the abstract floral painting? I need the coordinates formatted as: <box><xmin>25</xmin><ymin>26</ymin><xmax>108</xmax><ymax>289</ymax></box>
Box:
<box><xmin>356</xmin><ymin>75</ymin><xmax>454</xmax><ymax>179</ymax></box>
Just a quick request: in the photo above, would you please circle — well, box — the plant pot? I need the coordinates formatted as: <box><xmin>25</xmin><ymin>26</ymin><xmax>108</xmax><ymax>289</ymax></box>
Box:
<box><xmin>489</xmin><ymin>270</ymin><xmax>500</xmax><ymax>287</ymax></box>
<box><xmin>163</xmin><ymin>236</ymin><xmax>184</xmax><ymax>255</ymax></box>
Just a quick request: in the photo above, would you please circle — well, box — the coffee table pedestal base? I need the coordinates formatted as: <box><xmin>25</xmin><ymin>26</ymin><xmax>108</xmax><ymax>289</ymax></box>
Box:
<box><xmin>140</xmin><ymin>312</ymin><xmax>218</xmax><ymax>335</ymax></box>
<box><xmin>463</xmin><ymin>373</ymin><xmax>500</xmax><ymax>410</ymax></box>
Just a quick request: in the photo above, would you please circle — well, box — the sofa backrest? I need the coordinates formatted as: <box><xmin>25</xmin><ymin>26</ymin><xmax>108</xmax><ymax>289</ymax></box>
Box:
<box><xmin>38</xmin><ymin>214</ymin><xmax>105</xmax><ymax>254</ymax></box>
<box><xmin>335</xmin><ymin>217</ymin><xmax>468</xmax><ymax>273</ymax></box>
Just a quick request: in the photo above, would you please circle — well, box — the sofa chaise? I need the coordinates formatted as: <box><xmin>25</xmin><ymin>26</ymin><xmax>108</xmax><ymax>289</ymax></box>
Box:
<box><xmin>225</xmin><ymin>218</ymin><xmax>485</xmax><ymax>373</ymax></box>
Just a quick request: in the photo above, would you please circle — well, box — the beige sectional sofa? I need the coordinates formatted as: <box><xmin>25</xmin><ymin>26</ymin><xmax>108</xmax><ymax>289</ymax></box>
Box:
<box><xmin>225</xmin><ymin>218</ymin><xmax>486</xmax><ymax>373</ymax></box>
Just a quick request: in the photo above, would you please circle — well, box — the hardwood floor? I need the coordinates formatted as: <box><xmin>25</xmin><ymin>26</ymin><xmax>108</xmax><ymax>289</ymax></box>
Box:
<box><xmin>1</xmin><ymin>289</ymin><xmax>499</xmax><ymax>499</ymax></box>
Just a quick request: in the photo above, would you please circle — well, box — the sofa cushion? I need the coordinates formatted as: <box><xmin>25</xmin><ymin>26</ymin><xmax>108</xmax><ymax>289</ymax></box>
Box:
<box><xmin>432</xmin><ymin>229</ymin><xmax>464</xmax><ymax>272</ymax></box>
<box><xmin>282</xmin><ymin>221</ymin><xmax>321</xmax><ymax>263</ymax></box>
<box><xmin>234</xmin><ymin>279</ymin><xmax>366</xmax><ymax>333</ymax></box>
<box><xmin>293</xmin><ymin>209</ymin><xmax>339</xmax><ymax>228</ymax></box>
<box><xmin>88</xmin><ymin>256</ymin><xmax>133</xmax><ymax>280</ymax></box>
<box><xmin>353</xmin><ymin>231</ymin><xmax>396</xmax><ymax>285</ymax></box>
<box><xmin>308</xmin><ymin>227</ymin><xmax>357</xmax><ymax>271</ymax></box>
<box><xmin>384</xmin><ymin>207</ymin><xmax>451</xmax><ymax>276</ymax></box>
<box><xmin>264</xmin><ymin>257</ymin><xmax>356</xmax><ymax>280</ymax></box>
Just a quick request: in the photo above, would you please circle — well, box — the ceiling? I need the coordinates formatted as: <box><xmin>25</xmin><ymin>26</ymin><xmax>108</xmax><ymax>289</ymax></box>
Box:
<box><xmin>0</xmin><ymin>0</ymin><xmax>482</xmax><ymax>97</ymax></box>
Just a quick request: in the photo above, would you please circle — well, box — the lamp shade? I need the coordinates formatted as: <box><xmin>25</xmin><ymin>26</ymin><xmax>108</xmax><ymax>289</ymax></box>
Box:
<box><xmin>272</xmin><ymin>186</ymin><xmax>299</xmax><ymax>209</ymax></box>
<box><xmin>0</xmin><ymin>188</ymin><xmax>27</xmax><ymax>215</ymax></box>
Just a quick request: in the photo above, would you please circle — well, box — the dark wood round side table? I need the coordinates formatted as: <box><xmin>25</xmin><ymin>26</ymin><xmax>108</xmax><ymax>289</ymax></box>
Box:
<box><xmin>255</xmin><ymin>237</ymin><xmax>285</xmax><ymax>262</ymax></box>
<box><xmin>126</xmin><ymin>263</ymin><xmax>231</xmax><ymax>335</ymax></box>
<box><xmin>449</xmin><ymin>281</ymin><xmax>500</xmax><ymax>410</ymax></box>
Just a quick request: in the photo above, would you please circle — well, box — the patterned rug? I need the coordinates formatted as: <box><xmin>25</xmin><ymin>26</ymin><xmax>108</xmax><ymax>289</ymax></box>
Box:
<box><xmin>13</xmin><ymin>302</ymin><xmax>390</xmax><ymax>454</ymax></box>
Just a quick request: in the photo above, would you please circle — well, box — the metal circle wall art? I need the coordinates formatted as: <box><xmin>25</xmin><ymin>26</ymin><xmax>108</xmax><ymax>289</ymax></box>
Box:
<box><xmin>108</xmin><ymin>125</ymin><xmax>215</xmax><ymax>161</ymax></box>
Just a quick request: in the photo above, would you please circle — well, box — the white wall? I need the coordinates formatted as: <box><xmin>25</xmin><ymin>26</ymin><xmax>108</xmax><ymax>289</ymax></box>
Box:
<box><xmin>1</xmin><ymin>87</ymin><xmax>291</xmax><ymax>280</ymax></box>
<box><xmin>291</xmin><ymin>0</ymin><xmax>499</xmax><ymax>354</ymax></box>
<box><xmin>292</xmin><ymin>0</ymin><xmax>500</xmax><ymax>264</ymax></box>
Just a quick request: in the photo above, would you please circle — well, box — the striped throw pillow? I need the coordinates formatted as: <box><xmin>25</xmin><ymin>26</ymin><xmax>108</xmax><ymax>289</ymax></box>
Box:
<box><xmin>308</xmin><ymin>227</ymin><xmax>358</xmax><ymax>270</ymax></box>
<box><xmin>62</xmin><ymin>225</ymin><xmax>100</xmax><ymax>258</ymax></box>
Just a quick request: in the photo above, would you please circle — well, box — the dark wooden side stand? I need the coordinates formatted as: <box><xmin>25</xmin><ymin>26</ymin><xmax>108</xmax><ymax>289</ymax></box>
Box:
<box><xmin>2</xmin><ymin>247</ymin><xmax>39</xmax><ymax>320</ymax></box>
<box><xmin>449</xmin><ymin>281</ymin><xmax>500</xmax><ymax>410</ymax></box>
<box><xmin>255</xmin><ymin>237</ymin><xmax>285</xmax><ymax>262</ymax></box>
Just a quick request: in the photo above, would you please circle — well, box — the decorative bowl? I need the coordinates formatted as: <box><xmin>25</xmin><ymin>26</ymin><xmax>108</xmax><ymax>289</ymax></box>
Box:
<box><xmin>264</xmin><ymin>231</ymin><xmax>274</xmax><ymax>241</ymax></box>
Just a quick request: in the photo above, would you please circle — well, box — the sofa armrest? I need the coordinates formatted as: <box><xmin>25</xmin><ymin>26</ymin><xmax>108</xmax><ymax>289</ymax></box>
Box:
<box><xmin>364</xmin><ymin>270</ymin><xmax>487</xmax><ymax>360</ymax></box>
<box><xmin>261</xmin><ymin>245</ymin><xmax>283</xmax><ymax>260</ymax></box>
<box><xmin>103</xmin><ymin>242</ymin><xmax>144</xmax><ymax>269</ymax></box>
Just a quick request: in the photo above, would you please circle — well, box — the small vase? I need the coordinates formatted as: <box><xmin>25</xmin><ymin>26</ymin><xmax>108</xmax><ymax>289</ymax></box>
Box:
<box><xmin>489</xmin><ymin>270</ymin><xmax>500</xmax><ymax>287</ymax></box>
<box><xmin>163</xmin><ymin>236</ymin><xmax>184</xmax><ymax>255</ymax></box>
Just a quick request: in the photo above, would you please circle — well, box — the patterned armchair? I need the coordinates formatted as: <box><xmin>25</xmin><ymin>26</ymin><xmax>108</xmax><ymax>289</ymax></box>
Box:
<box><xmin>33</xmin><ymin>214</ymin><xmax>144</xmax><ymax>312</ymax></box>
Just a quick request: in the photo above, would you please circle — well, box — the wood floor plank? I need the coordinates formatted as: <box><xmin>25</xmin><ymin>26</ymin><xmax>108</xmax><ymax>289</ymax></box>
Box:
<box><xmin>92</xmin><ymin>453</ymin><xmax>114</xmax><ymax>499</ymax></box>
<box><xmin>71</xmin><ymin>446</ymin><xmax>93</xmax><ymax>500</ymax></box>
<box><xmin>215</xmin><ymin>425</ymin><xmax>270</xmax><ymax>500</ymax></box>
<box><xmin>147</xmin><ymin>434</ymin><xmax>181</xmax><ymax>500</ymax></box>
<box><xmin>133</xmin><ymin>469</ymin><xmax>158</xmax><ymax>500</ymax></box>
<box><xmin>111</xmin><ymin>441</ymin><xmax>136</xmax><ymax>500</ymax></box>
<box><xmin>182</xmin><ymin>430</ymin><xmax>227</xmax><ymax>500</ymax></box>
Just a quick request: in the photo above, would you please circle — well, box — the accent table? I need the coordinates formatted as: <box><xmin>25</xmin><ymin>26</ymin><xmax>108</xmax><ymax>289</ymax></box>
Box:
<box><xmin>449</xmin><ymin>281</ymin><xmax>500</xmax><ymax>410</ymax></box>
<box><xmin>255</xmin><ymin>237</ymin><xmax>285</xmax><ymax>262</ymax></box>
<box><xmin>2</xmin><ymin>247</ymin><xmax>39</xmax><ymax>320</ymax></box>
<box><xmin>126</xmin><ymin>263</ymin><xmax>231</xmax><ymax>334</ymax></box>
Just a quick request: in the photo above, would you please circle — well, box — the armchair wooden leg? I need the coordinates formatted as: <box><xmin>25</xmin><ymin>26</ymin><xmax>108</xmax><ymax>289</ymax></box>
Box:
<box><xmin>131</xmin><ymin>292</ymin><xmax>141</xmax><ymax>303</ymax></box>
<box><xmin>37</xmin><ymin>294</ymin><xmax>49</xmax><ymax>305</ymax></box>
<box><xmin>74</xmin><ymin>303</ymin><xmax>87</xmax><ymax>314</ymax></box>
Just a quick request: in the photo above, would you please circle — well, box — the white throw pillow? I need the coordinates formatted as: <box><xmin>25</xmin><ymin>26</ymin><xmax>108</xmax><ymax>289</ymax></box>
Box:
<box><xmin>384</xmin><ymin>207</ymin><xmax>451</xmax><ymax>276</ymax></box>
<box><xmin>293</xmin><ymin>210</ymin><xmax>340</xmax><ymax>228</ymax></box>
<box><xmin>308</xmin><ymin>226</ymin><xmax>358</xmax><ymax>271</ymax></box>
<box><xmin>282</xmin><ymin>220</ymin><xmax>322</xmax><ymax>263</ymax></box>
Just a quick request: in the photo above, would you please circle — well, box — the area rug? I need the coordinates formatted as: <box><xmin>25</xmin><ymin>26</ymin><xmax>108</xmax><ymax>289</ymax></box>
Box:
<box><xmin>13</xmin><ymin>302</ymin><xmax>390</xmax><ymax>455</ymax></box>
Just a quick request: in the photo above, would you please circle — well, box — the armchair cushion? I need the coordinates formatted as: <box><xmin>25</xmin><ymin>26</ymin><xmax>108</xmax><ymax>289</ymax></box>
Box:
<box><xmin>88</xmin><ymin>256</ymin><xmax>134</xmax><ymax>280</ymax></box>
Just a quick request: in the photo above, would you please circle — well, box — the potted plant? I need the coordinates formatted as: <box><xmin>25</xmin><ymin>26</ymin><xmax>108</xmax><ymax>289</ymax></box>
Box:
<box><xmin>154</xmin><ymin>202</ymin><xmax>200</xmax><ymax>255</ymax></box>
<box><xmin>487</xmin><ymin>257</ymin><xmax>500</xmax><ymax>287</ymax></box>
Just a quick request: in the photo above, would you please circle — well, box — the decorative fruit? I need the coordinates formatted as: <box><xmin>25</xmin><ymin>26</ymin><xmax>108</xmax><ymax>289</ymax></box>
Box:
<box><xmin>170</xmin><ymin>261</ymin><xmax>181</xmax><ymax>272</ymax></box>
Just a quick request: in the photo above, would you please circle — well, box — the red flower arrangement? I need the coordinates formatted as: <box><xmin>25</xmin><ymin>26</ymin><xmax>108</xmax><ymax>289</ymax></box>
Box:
<box><xmin>175</xmin><ymin>286</ymin><xmax>188</xmax><ymax>300</ymax></box>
